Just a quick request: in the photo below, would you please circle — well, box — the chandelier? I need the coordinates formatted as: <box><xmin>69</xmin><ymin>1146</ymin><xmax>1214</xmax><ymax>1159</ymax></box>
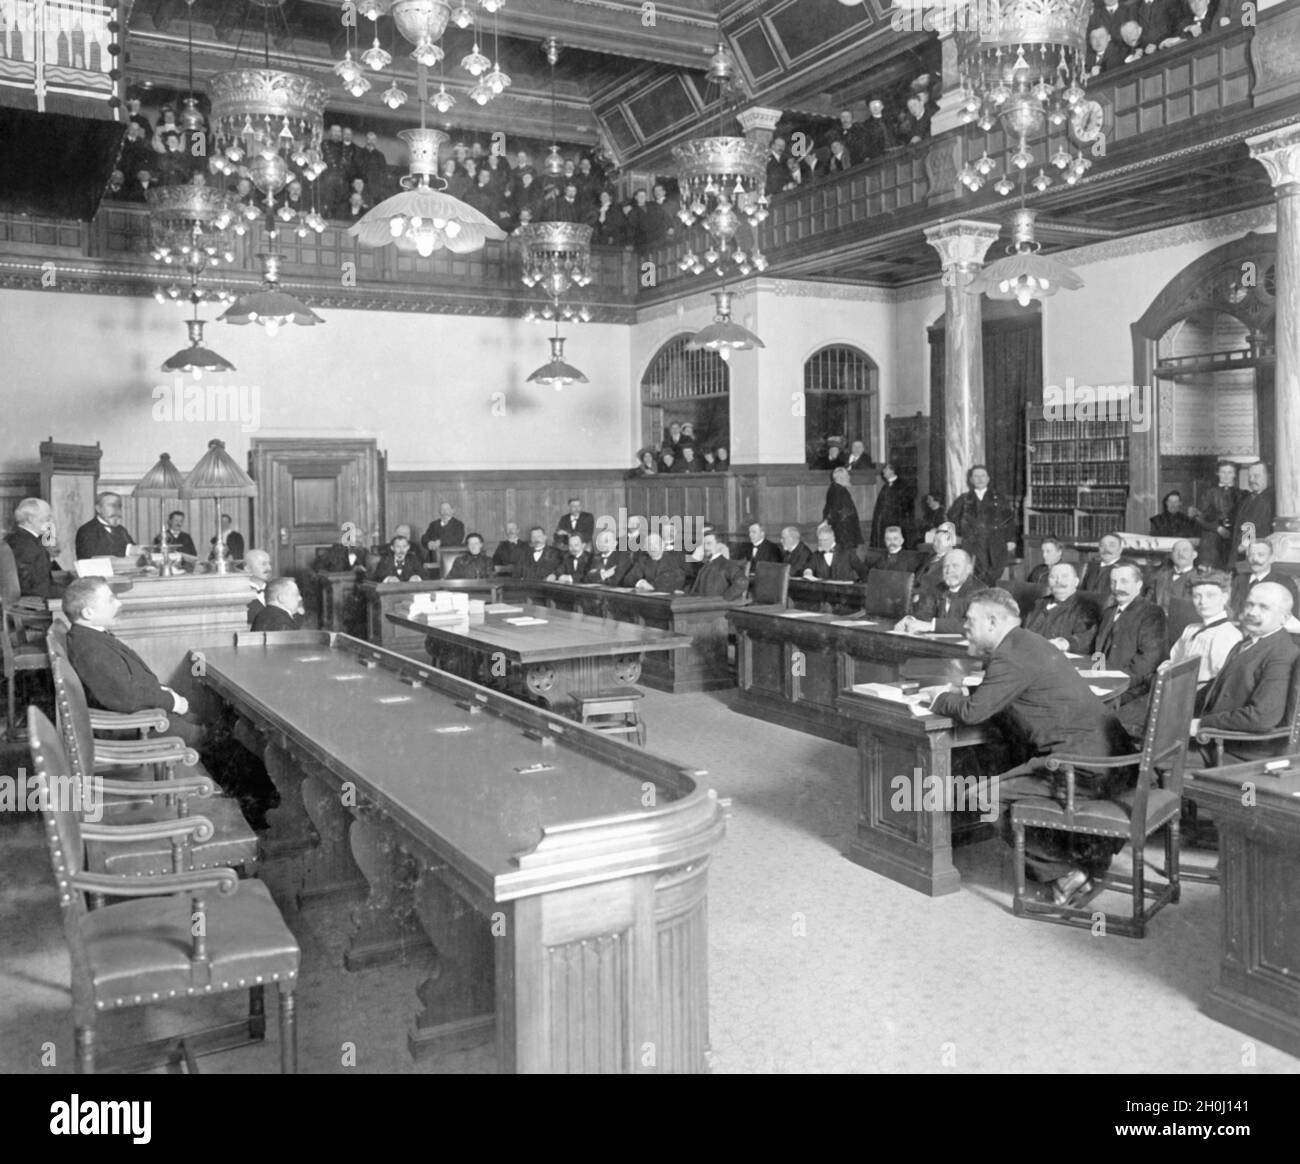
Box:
<box><xmin>674</xmin><ymin>137</ymin><xmax>769</xmax><ymax>276</ymax></box>
<box><xmin>968</xmin><ymin>208</ymin><xmax>1084</xmax><ymax>307</ymax></box>
<box><xmin>208</xmin><ymin>68</ymin><xmax>329</xmax><ymax>200</ymax></box>
<box><xmin>517</xmin><ymin>222</ymin><xmax>593</xmax><ymax>299</ymax></box>
<box><xmin>220</xmin><ymin>253</ymin><xmax>324</xmax><ymax>336</ymax></box>
<box><xmin>954</xmin><ymin>0</ymin><xmax>1094</xmax><ymax>194</ymax></box>
<box><xmin>687</xmin><ymin>290</ymin><xmax>764</xmax><ymax>362</ymax></box>
<box><xmin>146</xmin><ymin>183</ymin><xmax>240</xmax><ymax>269</ymax></box>
<box><xmin>348</xmin><ymin>126</ymin><xmax>506</xmax><ymax>256</ymax></box>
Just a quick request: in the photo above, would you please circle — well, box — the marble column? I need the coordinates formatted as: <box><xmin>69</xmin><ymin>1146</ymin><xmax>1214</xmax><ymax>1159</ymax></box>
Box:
<box><xmin>924</xmin><ymin>219</ymin><xmax>1001</xmax><ymax>503</ymax></box>
<box><xmin>737</xmin><ymin>107</ymin><xmax>783</xmax><ymax>148</ymax></box>
<box><xmin>1248</xmin><ymin>123</ymin><xmax>1300</xmax><ymax>557</ymax></box>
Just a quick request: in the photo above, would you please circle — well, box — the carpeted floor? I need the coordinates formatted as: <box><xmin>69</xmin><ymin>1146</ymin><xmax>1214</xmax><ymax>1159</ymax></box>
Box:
<box><xmin>1</xmin><ymin>685</ymin><xmax>1296</xmax><ymax>1074</ymax></box>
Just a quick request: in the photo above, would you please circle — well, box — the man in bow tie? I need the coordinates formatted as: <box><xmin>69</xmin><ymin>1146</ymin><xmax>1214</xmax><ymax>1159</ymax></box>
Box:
<box><xmin>243</xmin><ymin>548</ymin><xmax>273</xmax><ymax>626</ymax></box>
<box><xmin>516</xmin><ymin>526</ymin><xmax>563</xmax><ymax>581</ymax></box>
<box><xmin>74</xmin><ymin>492</ymin><xmax>135</xmax><ymax>561</ymax></box>
<box><xmin>897</xmin><ymin>549</ymin><xmax>986</xmax><ymax>634</ymax></box>
<box><xmin>1024</xmin><ymin>563</ymin><xmax>1100</xmax><ymax>654</ymax></box>
<box><xmin>583</xmin><ymin>530</ymin><xmax>632</xmax><ymax>587</ymax></box>
<box><xmin>1151</xmin><ymin>538</ymin><xmax>1200</xmax><ymax>609</ymax></box>
<box><xmin>802</xmin><ymin>524</ymin><xmax>858</xmax><ymax>582</ymax></box>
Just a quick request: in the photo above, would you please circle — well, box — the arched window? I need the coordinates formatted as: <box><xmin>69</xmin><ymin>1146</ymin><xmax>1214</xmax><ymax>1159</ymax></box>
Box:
<box><xmin>803</xmin><ymin>345</ymin><xmax>877</xmax><ymax>467</ymax></box>
<box><xmin>640</xmin><ymin>334</ymin><xmax>730</xmax><ymax>467</ymax></box>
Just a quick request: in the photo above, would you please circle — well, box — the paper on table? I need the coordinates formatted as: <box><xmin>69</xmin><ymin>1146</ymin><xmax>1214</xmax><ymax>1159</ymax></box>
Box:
<box><xmin>850</xmin><ymin>683</ymin><xmax>933</xmax><ymax>716</ymax></box>
<box><xmin>1088</xmin><ymin>685</ymin><xmax>1114</xmax><ymax>697</ymax></box>
<box><xmin>1079</xmin><ymin>669</ymin><xmax>1128</xmax><ymax>678</ymax></box>
<box><xmin>777</xmin><ymin>610</ymin><xmax>822</xmax><ymax>618</ymax></box>
<box><xmin>505</xmin><ymin>616</ymin><xmax>548</xmax><ymax>626</ymax></box>
<box><xmin>831</xmin><ymin>619</ymin><xmax>877</xmax><ymax>627</ymax></box>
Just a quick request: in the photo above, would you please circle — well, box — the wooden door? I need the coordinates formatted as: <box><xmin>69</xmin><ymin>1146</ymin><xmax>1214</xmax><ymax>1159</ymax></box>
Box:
<box><xmin>249</xmin><ymin>439</ymin><xmax>383</xmax><ymax>575</ymax></box>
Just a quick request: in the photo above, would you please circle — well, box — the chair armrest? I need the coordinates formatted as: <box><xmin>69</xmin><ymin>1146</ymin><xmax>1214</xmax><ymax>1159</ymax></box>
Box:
<box><xmin>92</xmin><ymin>737</ymin><xmax>198</xmax><ymax>766</ymax></box>
<box><xmin>80</xmin><ymin>814</ymin><xmax>214</xmax><ymax>845</ymax></box>
<box><xmin>1042</xmin><ymin>752</ymin><xmax>1142</xmax><ymax>771</ymax></box>
<box><xmin>69</xmin><ymin>866</ymin><xmax>239</xmax><ymax>898</ymax></box>
<box><xmin>1195</xmin><ymin>727</ymin><xmax>1289</xmax><ymax>744</ymax></box>
<box><xmin>90</xmin><ymin>708</ymin><xmax>170</xmax><ymax>734</ymax></box>
<box><xmin>98</xmin><ymin>774</ymin><xmax>216</xmax><ymax>799</ymax></box>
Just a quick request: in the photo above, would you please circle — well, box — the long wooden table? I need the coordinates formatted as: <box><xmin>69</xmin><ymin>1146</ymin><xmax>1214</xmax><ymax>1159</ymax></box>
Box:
<box><xmin>1185</xmin><ymin>756</ymin><xmax>1300</xmax><ymax>1057</ymax></box>
<box><xmin>362</xmin><ymin>578</ymin><xmax>505</xmax><ymax>652</ymax></box>
<box><xmin>388</xmin><ymin>603</ymin><xmax>693</xmax><ymax>714</ymax></box>
<box><xmin>507</xmin><ymin>581</ymin><xmax>736</xmax><ymax>693</ymax></box>
<box><xmin>197</xmin><ymin>631</ymin><xmax>725</xmax><ymax>1073</ymax></box>
<box><xmin>729</xmin><ymin>607</ymin><xmax>970</xmax><ymax>743</ymax></box>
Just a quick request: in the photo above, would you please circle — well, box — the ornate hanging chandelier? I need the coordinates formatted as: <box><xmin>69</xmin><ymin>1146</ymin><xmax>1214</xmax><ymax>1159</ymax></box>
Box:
<box><xmin>348</xmin><ymin>125</ymin><xmax>506</xmax><ymax>256</ymax></box>
<box><xmin>146</xmin><ymin>183</ymin><xmax>240</xmax><ymax>269</ymax></box>
<box><xmin>517</xmin><ymin>222</ymin><xmax>593</xmax><ymax>299</ymax></box>
<box><xmin>968</xmin><ymin>208</ymin><xmax>1084</xmax><ymax>307</ymax></box>
<box><xmin>674</xmin><ymin>137</ymin><xmax>769</xmax><ymax>277</ymax></box>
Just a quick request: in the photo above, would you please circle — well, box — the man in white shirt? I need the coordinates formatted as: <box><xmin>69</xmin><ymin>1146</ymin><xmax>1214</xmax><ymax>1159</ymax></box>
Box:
<box><xmin>1169</xmin><ymin>571</ymin><xmax>1242</xmax><ymax>687</ymax></box>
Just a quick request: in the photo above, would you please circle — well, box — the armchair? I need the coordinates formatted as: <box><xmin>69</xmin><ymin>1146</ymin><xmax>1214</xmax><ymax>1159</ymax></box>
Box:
<box><xmin>1010</xmin><ymin>656</ymin><xmax>1199</xmax><ymax>938</ymax></box>
<box><xmin>750</xmin><ymin>561</ymin><xmax>790</xmax><ymax>606</ymax></box>
<box><xmin>27</xmin><ymin>706</ymin><xmax>299</xmax><ymax>1074</ymax></box>
<box><xmin>1</xmin><ymin>539</ymin><xmax>52</xmax><ymax>739</ymax></box>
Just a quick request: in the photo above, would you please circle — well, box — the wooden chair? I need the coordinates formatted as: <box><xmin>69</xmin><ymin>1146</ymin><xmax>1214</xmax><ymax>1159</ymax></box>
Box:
<box><xmin>1006</xmin><ymin>580</ymin><xmax>1046</xmax><ymax>622</ymax></box>
<box><xmin>1164</xmin><ymin>597</ymin><xmax>1199</xmax><ymax>651</ymax></box>
<box><xmin>49</xmin><ymin>651</ymin><xmax>260</xmax><ymax>877</ymax></box>
<box><xmin>1</xmin><ymin>540</ymin><xmax>52</xmax><ymax>739</ymax></box>
<box><xmin>436</xmin><ymin>545</ymin><xmax>467</xmax><ymax>579</ymax></box>
<box><xmin>750</xmin><ymin>561</ymin><xmax>790</xmax><ymax>606</ymax></box>
<box><xmin>26</xmin><ymin>706</ymin><xmax>300</xmax><ymax>1074</ymax></box>
<box><xmin>1195</xmin><ymin>652</ymin><xmax>1300</xmax><ymax>766</ymax></box>
<box><xmin>861</xmin><ymin>568</ymin><xmax>913</xmax><ymax>620</ymax></box>
<box><xmin>571</xmin><ymin>688</ymin><xmax>646</xmax><ymax>746</ymax></box>
<box><xmin>1010</xmin><ymin>656</ymin><xmax>1199</xmax><ymax>938</ymax></box>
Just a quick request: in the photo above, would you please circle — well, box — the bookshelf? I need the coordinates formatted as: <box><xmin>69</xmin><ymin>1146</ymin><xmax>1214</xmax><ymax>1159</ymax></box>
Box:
<box><xmin>1025</xmin><ymin>405</ymin><xmax>1130</xmax><ymax>543</ymax></box>
<box><xmin>885</xmin><ymin>411</ymin><xmax>932</xmax><ymax>502</ymax></box>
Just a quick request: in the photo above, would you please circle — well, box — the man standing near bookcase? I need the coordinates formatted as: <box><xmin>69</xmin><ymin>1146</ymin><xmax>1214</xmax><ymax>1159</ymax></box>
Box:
<box><xmin>947</xmin><ymin>466</ymin><xmax>1017</xmax><ymax>586</ymax></box>
<box><xmin>1195</xmin><ymin>460</ymin><xmax>1240</xmax><ymax>571</ymax></box>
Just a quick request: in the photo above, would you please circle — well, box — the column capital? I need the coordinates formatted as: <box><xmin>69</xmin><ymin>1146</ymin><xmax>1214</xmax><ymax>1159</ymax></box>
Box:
<box><xmin>1249</xmin><ymin>123</ymin><xmax>1300</xmax><ymax>191</ymax></box>
<box><xmin>736</xmin><ymin>107</ymin><xmax>783</xmax><ymax>146</ymax></box>
<box><xmin>924</xmin><ymin>219</ymin><xmax>1002</xmax><ymax>271</ymax></box>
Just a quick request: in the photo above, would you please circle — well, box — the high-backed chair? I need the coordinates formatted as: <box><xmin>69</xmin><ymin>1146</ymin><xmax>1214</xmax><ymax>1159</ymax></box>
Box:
<box><xmin>1007</xmin><ymin>580</ymin><xmax>1046</xmax><ymax>622</ymax></box>
<box><xmin>1164</xmin><ymin>597</ymin><xmax>1199</xmax><ymax>651</ymax></box>
<box><xmin>1195</xmin><ymin>652</ymin><xmax>1300</xmax><ymax>766</ymax></box>
<box><xmin>1010</xmin><ymin>656</ymin><xmax>1199</xmax><ymax>938</ymax></box>
<box><xmin>1</xmin><ymin>539</ymin><xmax>53</xmax><ymax>738</ymax></box>
<box><xmin>861</xmin><ymin>569</ymin><xmax>913</xmax><ymax>620</ymax></box>
<box><xmin>751</xmin><ymin>561</ymin><xmax>790</xmax><ymax>606</ymax></box>
<box><xmin>26</xmin><ymin>706</ymin><xmax>299</xmax><ymax>1074</ymax></box>
<box><xmin>437</xmin><ymin>545</ymin><xmax>467</xmax><ymax>579</ymax></box>
<box><xmin>50</xmin><ymin>651</ymin><xmax>260</xmax><ymax>877</ymax></box>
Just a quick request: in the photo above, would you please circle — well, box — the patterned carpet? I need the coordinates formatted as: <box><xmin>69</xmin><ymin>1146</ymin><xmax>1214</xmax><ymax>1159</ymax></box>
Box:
<box><xmin>1</xmin><ymin>686</ymin><xmax>1296</xmax><ymax>1074</ymax></box>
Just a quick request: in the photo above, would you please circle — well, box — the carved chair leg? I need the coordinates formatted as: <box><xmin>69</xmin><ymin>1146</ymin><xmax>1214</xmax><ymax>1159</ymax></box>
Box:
<box><xmin>75</xmin><ymin>1025</ymin><xmax>94</xmax><ymax>1074</ymax></box>
<box><xmin>1167</xmin><ymin>820</ymin><xmax>1181</xmax><ymax>904</ymax></box>
<box><xmin>249</xmin><ymin>984</ymin><xmax>266</xmax><ymax>1040</ymax></box>
<box><xmin>1131</xmin><ymin>843</ymin><xmax>1146</xmax><ymax>933</ymax></box>
<box><xmin>1012</xmin><ymin>822</ymin><xmax>1026</xmax><ymax>915</ymax></box>
<box><xmin>279</xmin><ymin>986</ymin><xmax>297</xmax><ymax>1074</ymax></box>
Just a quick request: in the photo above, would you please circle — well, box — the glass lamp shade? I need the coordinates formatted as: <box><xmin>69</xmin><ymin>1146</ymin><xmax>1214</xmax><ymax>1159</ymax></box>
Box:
<box><xmin>161</xmin><ymin>319</ymin><xmax>236</xmax><ymax>378</ymax></box>
<box><xmin>968</xmin><ymin>251</ymin><xmax>1084</xmax><ymax>305</ymax></box>
<box><xmin>180</xmin><ymin>438</ymin><xmax>258</xmax><ymax>500</ymax></box>
<box><xmin>526</xmin><ymin>335</ymin><xmax>588</xmax><ymax>388</ymax></box>
<box><xmin>220</xmin><ymin>287</ymin><xmax>324</xmax><ymax>330</ymax></box>
<box><xmin>348</xmin><ymin>187</ymin><xmax>506</xmax><ymax>255</ymax></box>
<box><xmin>133</xmin><ymin>452</ymin><xmax>187</xmax><ymax>498</ymax></box>
<box><xmin>685</xmin><ymin>290</ymin><xmax>765</xmax><ymax>360</ymax></box>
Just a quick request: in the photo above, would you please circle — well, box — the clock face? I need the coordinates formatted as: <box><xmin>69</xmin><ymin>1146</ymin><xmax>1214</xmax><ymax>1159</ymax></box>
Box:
<box><xmin>1071</xmin><ymin>100</ymin><xmax>1105</xmax><ymax>143</ymax></box>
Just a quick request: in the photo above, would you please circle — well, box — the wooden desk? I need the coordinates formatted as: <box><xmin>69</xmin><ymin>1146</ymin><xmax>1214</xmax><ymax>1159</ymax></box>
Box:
<box><xmin>508</xmin><ymin>581</ymin><xmax>736</xmax><ymax>693</ymax></box>
<box><xmin>729</xmin><ymin>607</ymin><xmax>969</xmax><ymax>743</ymax></box>
<box><xmin>197</xmin><ymin>632</ymin><xmax>724</xmax><ymax>1073</ymax></box>
<box><xmin>387</xmin><ymin>603</ymin><xmax>693</xmax><ymax>713</ymax></box>
<box><xmin>311</xmin><ymin>569</ymin><xmax>367</xmax><ymax>637</ymax></box>
<box><xmin>787</xmin><ymin>578</ymin><xmax>867</xmax><ymax>612</ymax></box>
<box><xmin>1185</xmin><ymin>756</ymin><xmax>1300</xmax><ymax>1057</ymax></box>
<box><xmin>362</xmin><ymin>579</ymin><xmax>504</xmax><ymax>652</ymax></box>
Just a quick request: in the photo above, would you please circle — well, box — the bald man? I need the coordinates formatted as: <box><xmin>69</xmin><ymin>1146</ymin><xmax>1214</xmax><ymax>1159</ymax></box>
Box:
<box><xmin>897</xmin><ymin>548</ymin><xmax>986</xmax><ymax>634</ymax></box>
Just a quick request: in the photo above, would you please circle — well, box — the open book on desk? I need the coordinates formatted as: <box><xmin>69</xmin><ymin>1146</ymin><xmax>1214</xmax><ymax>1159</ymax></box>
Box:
<box><xmin>850</xmin><ymin>683</ymin><xmax>949</xmax><ymax>716</ymax></box>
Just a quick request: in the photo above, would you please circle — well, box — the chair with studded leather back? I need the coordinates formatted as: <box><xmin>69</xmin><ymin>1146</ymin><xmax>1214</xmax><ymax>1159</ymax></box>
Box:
<box><xmin>750</xmin><ymin>561</ymin><xmax>790</xmax><ymax>606</ymax></box>
<box><xmin>1007</xmin><ymin>579</ymin><xmax>1046</xmax><ymax>622</ymax></box>
<box><xmin>1010</xmin><ymin>656</ymin><xmax>1199</xmax><ymax>939</ymax></box>
<box><xmin>861</xmin><ymin>568</ymin><xmax>913</xmax><ymax>620</ymax></box>
<box><xmin>49</xmin><ymin>648</ymin><xmax>260</xmax><ymax>879</ymax></box>
<box><xmin>1</xmin><ymin>538</ymin><xmax>53</xmax><ymax>739</ymax></box>
<box><xmin>27</xmin><ymin>704</ymin><xmax>300</xmax><ymax>1073</ymax></box>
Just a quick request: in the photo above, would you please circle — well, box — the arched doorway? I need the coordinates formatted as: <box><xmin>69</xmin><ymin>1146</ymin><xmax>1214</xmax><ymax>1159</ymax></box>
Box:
<box><xmin>640</xmin><ymin>334</ymin><xmax>730</xmax><ymax>464</ymax></box>
<box><xmin>802</xmin><ymin>344</ymin><xmax>878</xmax><ymax>468</ymax></box>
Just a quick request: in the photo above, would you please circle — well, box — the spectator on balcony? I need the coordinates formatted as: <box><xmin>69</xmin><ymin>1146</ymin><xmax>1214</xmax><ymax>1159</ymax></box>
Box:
<box><xmin>659</xmin><ymin>449</ymin><xmax>677</xmax><ymax>474</ymax></box>
<box><xmin>348</xmin><ymin>177</ymin><xmax>372</xmax><ymax>212</ymax></box>
<box><xmin>897</xmin><ymin>92</ymin><xmax>932</xmax><ymax>145</ymax></box>
<box><xmin>782</xmin><ymin>154</ymin><xmax>811</xmax><ymax>192</ymax></box>
<box><xmin>152</xmin><ymin>104</ymin><xmax>182</xmax><ymax>153</ymax></box>
<box><xmin>462</xmin><ymin>158</ymin><xmax>480</xmax><ymax>191</ymax></box>
<box><xmin>441</xmin><ymin>157</ymin><xmax>471</xmax><ymax>202</ymax></box>
<box><xmin>320</xmin><ymin>125</ymin><xmax>350</xmax><ymax>218</ymax></box>
<box><xmin>588</xmin><ymin>189</ymin><xmax>627</xmax><ymax>245</ymax></box>
<box><xmin>279</xmin><ymin>179</ymin><xmax>307</xmax><ymax>218</ymax></box>
<box><xmin>466</xmin><ymin>168</ymin><xmax>502</xmax><ymax>224</ymax></box>
<box><xmin>1134</xmin><ymin>0</ymin><xmax>1177</xmax><ymax>48</ymax></box>
<box><xmin>105</xmin><ymin>170</ymin><xmax>126</xmax><ymax>200</ymax></box>
<box><xmin>678</xmin><ymin>445</ymin><xmax>701</xmax><ymax>473</ymax></box>
<box><xmin>511</xmin><ymin>169</ymin><xmax>541</xmax><ymax>223</ymax></box>
<box><xmin>814</xmin><ymin>440</ymin><xmax>845</xmax><ymax>471</ymax></box>
<box><xmin>649</xmin><ymin>183</ymin><xmax>678</xmax><ymax>237</ymax></box>
<box><xmin>1085</xmin><ymin>25</ymin><xmax>1127</xmax><ymax>76</ymax></box>
<box><xmin>485</xmin><ymin>151</ymin><xmax>512</xmax><ymax>197</ymax></box>
<box><xmin>548</xmin><ymin>182</ymin><xmax>585</xmax><ymax>223</ymax></box>
<box><xmin>1118</xmin><ymin>19</ymin><xmax>1149</xmax><ymax>62</ymax></box>
<box><xmin>712</xmin><ymin>446</ymin><xmax>730</xmax><ymax>472</ymax></box>
<box><xmin>765</xmin><ymin>136</ymin><xmax>788</xmax><ymax>196</ymax></box>
<box><xmin>629</xmin><ymin>450</ymin><xmax>658</xmax><ymax>478</ymax></box>
<box><xmin>1174</xmin><ymin>0</ymin><xmax>1218</xmax><ymax>39</ymax></box>
<box><xmin>156</xmin><ymin>134</ymin><xmax>192</xmax><ymax>186</ymax></box>
<box><xmin>125</xmin><ymin>95</ymin><xmax>153</xmax><ymax>139</ymax></box>
<box><xmin>343</xmin><ymin>191</ymin><xmax>367</xmax><ymax>222</ymax></box>
<box><xmin>119</xmin><ymin>120</ymin><xmax>153</xmax><ymax>195</ymax></box>
<box><xmin>825</xmin><ymin>139</ymin><xmax>852</xmax><ymax>177</ymax></box>
<box><xmin>575</xmin><ymin>156</ymin><xmax>602</xmax><ymax>204</ymax></box>
<box><xmin>862</xmin><ymin>99</ymin><xmax>896</xmax><ymax>159</ymax></box>
<box><xmin>1088</xmin><ymin>0</ymin><xmax>1135</xmax><ymax>42</ymax></box>
<box><xmin>626</xmin><ymin>189</ymin><xmax>652</xmax><ymax>251</ymax></box>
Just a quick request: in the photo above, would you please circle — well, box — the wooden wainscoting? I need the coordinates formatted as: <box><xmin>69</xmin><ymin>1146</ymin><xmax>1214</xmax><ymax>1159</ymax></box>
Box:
<box><xmin>387</xmin><ymin>470</ymin><xmax>632</xmax><ymax>546</ymax></box>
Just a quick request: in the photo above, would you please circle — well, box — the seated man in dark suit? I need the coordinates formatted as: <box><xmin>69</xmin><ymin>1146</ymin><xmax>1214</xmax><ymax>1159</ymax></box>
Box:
<box><xmin>897</xmin><ymin>549</ymin><xmax>986</xmax><ymax>634</ymax></box>
<box><xmin>423</xmin><ymin>502</ymin><xmax>466</xmax><ymax>564</ymax></box>
<box><xmin>516</xmin><ymin>525</ymin><xmax>563</xmax><ymax>581</ymax></box>
<box><xmin>734</xmin><ymin>522</ymin><xmax>782</xmax><ymax>572</ymax></box>
<box><xmin>869</xmin><ymin>525</ymin><xmax>913</xmax><ymax>573</ymax></box>
<box><xmin>492</xmin><ymin>521</ymin><xmax>526</xmax><ymax>572</ymax></box>
<box><xmin>74</xmin><ymin>491</ymin><xmax>135</xmax><ymax>560</ymax></box>
<box><xmin>318</xmin><ymin>521</ymin><xmax>367</xmax><ymax>572</ymax></box>
<box><xmin>553</xmin><ymin>497</ymin><xmax>595</xmax><ymax>549</ymax></box>
<box><xmin>555</xmin><ymin>533</ymin><xmax>591</xmax><ymax>583</ymax></box>
<box><xmin>914</xmin><ymin>522</ymin><xmax>957</xmax><ymax>599</ymax></box>
<box><xmin>1026</xmin><ymin>537</ymin><xmax>1064</xmax><ymax>586</ymax></box>
<box><xmin>584</xmin><ymin>529</ymin><xmax>632</xmax><ymax>586</ymax></box>
<box><xmin>1081</xmin><ymin>532</ymin><xmax>1125</xmax><ymax>594</ymax></box>
<box><xmin>690</xmin><ymin>531</ymin><xmax>749</xmax><ymax>600</ymax></box>
<box><xmin>209</xmin><ymin>513</ymin><xmax>245</xmax><ymax>563</ymax></box>
<box><xmin>926</xmin><ymin>588</ymin><xmax>1134</xmax><ymax>905</ymax></box>
<box><xmin>151</xmin><ymin>510</ymin><xmax>199</xmax><ymax>564</ymax></box>
<box><xmin>1191</xmin><ymin>581</ymin><xmax>1299</xmax><ymax>764</ymax></box>
<box><xmin>623</xmin><ymin>534</ymin><xmax>686</xmax><ymax>593</ymax></box>
<box><xmin>372</xmin><ymin>533</ymin><xmax>425</xmax><ymax>582</ymax></box>
<box><xmin>1024</xmin><ymin>563</ymin><xmax>1100</xmax><ymax>654</ymax></box>
<box><xmin>64</xmin><ymin>576</ymin><xmax>204</xmax><ymax>750</ymax></box>
<box><xmin>242</xmin><ymin>549</ymin><xmax>272</xmax><ymax>626</ymax></box>
<box><xmin>1232</xmin><ymin>461</ymin><xmax>1274</xmax><ymax>561</ymax></box>
<box><xmin>1149</xmin><ymin>491</ymin><xmax>1201</xmax><ymax>539</ymax></box>
<box><xmin>447</xmin><ymin>533</ymin><xmax>494</xmax><ymax>580</ymax></box>
<box><xmin>1091</xmin><ymin>561</ymin><xmax>1167</xmax><ymax>707</ymax></box>
<box><xmin>778</xmin><ymin>525</ymin><xmax>813</xmax><ymax>578</ymax></box>
<box><xmin>251</xmin><ymin>577</ymin><xmax>306</xmax><ymax>632</ymax></box>
<box><xmin>802</xmin><ymin>524</ymin><xmax>858</xmax><ymax>582</ymax></box>
<box><xmin>1231</xmin><ymin>538</ymin><xmax>1299</xmax><ymax>616</ymax></box>
<box><xmin>1151</xmin><ymin>538</ymin><xmax>1200</xmax><ymax>609</ymax></box>
<box><xmin>6</xmin><ymin>497</ymin><xmax>65</xmax><ymax>598</ymax></box>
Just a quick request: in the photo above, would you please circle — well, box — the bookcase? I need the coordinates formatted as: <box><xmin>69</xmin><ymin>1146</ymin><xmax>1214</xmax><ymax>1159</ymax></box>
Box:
<box><xmin>885</xmin><ymin>412</ymin><xmax>932</xmax><ymax>495</ymax></box>
<box><xmin>1025</xmin><ymin>405</ymin><xmax>1129</xmax><ymax>543</ymax></box>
